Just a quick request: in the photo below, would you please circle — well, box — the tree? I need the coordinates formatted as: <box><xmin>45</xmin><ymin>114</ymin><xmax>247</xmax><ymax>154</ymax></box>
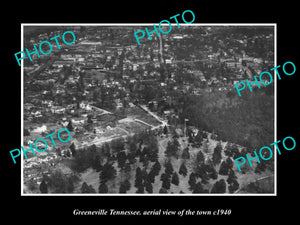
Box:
<box><xmin>228</xmin><ymin>179</ymin><xmax>239</xmax><ymax>193</ymax></box>
<box><xmin>240</xmin><ymin>148</ymin><xmax>248</xmax><ymax>156</ymax></box>
<box><xmin>181</xmin><ymin>147</ymin><xmax>190</xmax><ymax>160</ymax></box>
<box><xmin>173</xmin><ymin>138</ymin><xmax>180</xmax><ymax>147</ymax></box>
<box><xmin>165</xmin><ymin>160</ymin><xmax>174</xmax><ymax>175</ymax></box>
<box><xmin>188</xmin><ymin>172</ymin><xmax>197</xmax><ymax>190</ymax></box>
<box><xmin>161</xmin><ymin>177</ymin><xmax>171</xmax><ymax>190</ymax></box>
<box><xmin>140</xmin><ymin>154</ymin><xmax>149</xmax><ymax>168</ymax></box>
<box><xmin>152</xmin><ymin>160</ymin><xmax>161</xmax><ymax>176</ymax></box>
<box><xmin>147</xmin><ymin>170</ymin><xmax>156</xmax><ymax>183</ymax></box>
<box><xmin>99</xmin><ymin>162</ymin><xmax>117</xmax><ymax>184</ymax></box>
<box><xmin>160</xmin><ymin>173</ymin><xmax>170</xmax><ymax>182</ymax></box>
<box><xmin>194</xmin><ymin>131</ymin><xmax>203</xmax><ymax>145</ymax></box>
<box><xmin>69</xmin><ymin>143</ymin><xmax>76</xmax><ymax>157</ymax></box>
<box><xmin>87</xmin><ymin>115</ymin><xmax>93</xmax><ymax>124</ymax></box>
<box><xmin>179</xmin><ymin>163</ymin><xmax>188</xmax><ymax>177</ymax></box>
<box><xmin>66</xmin><ymin>177</ymin><xmax>74</xmax><ymax>193</ymax></box>
<box><xmin>48</xmin><ymin>170</ymin><xmax>78</xmax><ymax>193</ymax></box>
<box><xmin>67</xmin><ymin>120</ymin><xmax>74</xmax><ymax>131</ymax></box>
<box><xmin>196</xmin><ymin>150</ymin><xmax>205</xmax><ymax>165</ymax></box>
<box><xmin>89</xmin><ymin>144</ymin><xmax>97</xmax><ymax>152</ymax></box>
<box><xmin>225</xmin><ymin>157</ymin><xmax>233</xmax><ymax>169</ymax></box>
<box><xmin>144</xmin><ymin>180</ymin><xmax>153</xmax><ymax>193</ymax></box>
<box><xmin>127</xmin><ymin>152</ymin><xmax>136</xmax><ymax>164</ymax></box>
<box><xmin>212</xmin><ymin>143</ymin><xmax>222</xmax><ymax>166</ymax></box>
<box><xmin>143</xmin><ymin>134</ymin><xmax>158</xmax><ymax>149</ymax></box>
<box><xmin>227</xmin><ymin>169</ymin><xmax>237</xmax><ymax>185</ymax></box>
<box><xmin>89</xmin><ymin>185</ymin><xmax>96</xmax><ymax>193</ymax></box>
<box><xmin>128</xmin><ymin>141</ymin><xmax>137</xmax><ymax>154</ymax></box>
<box><xmin>141</xmin><ymin>168</ymin><xmax>148</xmax><ymax>181</ymax></box>
<box><xmin>195</xmin><ymin>165</ymin><xmax>209</xmax><ymax>184</ymax></box>
<box><xmin>219</xmin><ymin>157</ymin><xmax>233</xmax><ymax>175</ymax></box>
<box><xmin>136</xmin><ymin>185</ymin><xmax>144</xmax><ymax>193</ymax></box>
<box><xmin>209</xmin><ymin>165</ymin><xmax>218</xmax><ymax>180</ymax></box>
<box><xmin>103</xmin><ymin>143</ymin><xmax>111</xmax><ymax>157</ymax></box>
<box><xmin>124</xmin><ymin>162</ymin><xmax>131</xmax><ymax>174</ymax></box>
<box><xmin>98</xmin><ymin>183</ymin><xmax>108</xmax><ymax>193</ymax></box>
<box><xmin>211</xmin><ymin>179</ymin><xmax>227</xmax><ymax>193</ymax></box>
<box><xmin>159</xmin><ymin>187</ymin><xmax>168</xmax><ymax>193</ymax></box>
<box><xmin>160</xmin><ymin>172</ymin><xmax>171</xmax><ymax>190</ymax></box>
<box><xmin>164</xmin><ymin>139</ymin><xmax>180</xmax><ymax>158</ymax></box>
<box><xmin>134</xmin><ymin>167</ymin><xmax>143</xmax><ymax>188</ymax></box>
<box><xmin>171</xmin><ymin>172</ymin><xmax>179</xmax><ymax>186</ymax></box>
<box><xmin>55</xmin><ymin>148</ymin><xmax>62</xmax><ymax>157</ymax></box>
<box><xmin>110</xmin><ymin>138</ymin><xmax>125</xmax><ymax>153</ymax></box>
<box><xmin>81</xmin><ymin>182</ymin><xmax>89</xmax><ymax>193</ymax></box>
<box><xmin>135</xmin><ymin>147</ymin><xmax>142</xmax><ymax>158</ymax></box>
<box><xmin>66</xmin><ymin>150</ymin><xmax>71</xmax><ymax>157</ymax></box>
<box><xmin>91</xmin><ymin>155</ymin><xmax>102</xmax><ymax>172</ymax></box>
<box><xmin>70</xmin><ymin>148</ymin><xmax>97</xmax><ymax>173</ymax></box>
<box><xmin>140</xmin><ymin>139</ymin><xmax>159</xmax><ymax>163</ymax></box>
<box><xmin>39</xmin><ymin>180</ymin><xmax>48</xmax><ymax>193</ymax></box>
<box><xmin>119</xmin><ymin>180</ymin><xmax>131</xmax><ymax>193</ymax></box>
<box><xmin>188</xmin><ymin>132</ymin><xmax>195</xmax><ymax>143</ymax></box>
<box><xmin>163</xmin><ymin>125</ymin><xmax>168</xmax><ymax>135</ymax></box>
<box><xmin>192</xmin><ymin>182</ymin><xmax>204</xmax><ymax>193</ymax></box>
<box><xmin>225</xmin><ymin>144</ymin><xmax>239</xmax><ymax>158</ymax></box>
<box><xmin>81</xmin><ymin>182</ymin><xmax>96</xmax><ymax>193</ymax></box>
<box><xmin>27</xmin><ymin>179</ymin><xmax>38</xmax><ymax>192</ymax></box>
<box><xmin>117</xmin><ymin>151</ymin><xmax>127</xmax><ymax>169</ymax></box>
<box><xmin>219</xmin><ymin>161</ymin><xmax>229</xmax><ymax>175</ymax></box>
<box><xmin>148</xmin><ymin>148</ymin><xmax>159</xmax><ymax>162</ymax></box>
<box><xmin>24</xmin><ymin>128</ymin><xmax>30</xmax><ymax>136</ymax></box>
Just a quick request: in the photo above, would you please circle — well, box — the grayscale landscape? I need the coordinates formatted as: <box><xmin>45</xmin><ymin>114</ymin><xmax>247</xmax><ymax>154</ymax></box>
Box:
<box><xmin>23</xmin><ymin>25</ymin><xmax>275</xmax><ymax>194</ymax></box>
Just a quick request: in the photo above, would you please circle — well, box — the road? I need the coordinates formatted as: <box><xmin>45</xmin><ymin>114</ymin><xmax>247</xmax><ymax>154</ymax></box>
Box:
<box><xmin>139</xmin><ymin>105</ymin><xmax>168</xmax><ymax>128</ymax></box>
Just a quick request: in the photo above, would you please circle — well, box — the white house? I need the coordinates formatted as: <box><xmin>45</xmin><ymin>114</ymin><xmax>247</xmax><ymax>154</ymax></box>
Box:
<box><xmin>32</xmin><ymin>125</ymin><xmax>47</xmax><ymax>133</ymax></box>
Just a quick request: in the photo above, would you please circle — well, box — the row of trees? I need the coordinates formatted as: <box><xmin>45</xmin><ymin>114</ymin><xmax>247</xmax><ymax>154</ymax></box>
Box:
<box><xmin>96</xmin><ymin>133</ymin><xmax>161</xmax><ymax>193</ymax></box>
<box><xmin>39</xmin><ymin>170</ymin><xmax>79</xmax><ymax>193</ymax></box>
<box><xmin>91</xmin><ymin>150</ymin><xmax>239</xmax><ymax>194</ymax></box>
<box><xmin>40</xmin><ymin>126</ymin><xmax>241</xmax><ymax>194</ymax></box>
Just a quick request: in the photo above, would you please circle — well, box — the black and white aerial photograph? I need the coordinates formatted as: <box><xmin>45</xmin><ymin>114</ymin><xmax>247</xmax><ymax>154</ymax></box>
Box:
<box><xmin>22</xmin><ymin>25</ymin><xmax>275</xmax><ymax>195</ymax></box>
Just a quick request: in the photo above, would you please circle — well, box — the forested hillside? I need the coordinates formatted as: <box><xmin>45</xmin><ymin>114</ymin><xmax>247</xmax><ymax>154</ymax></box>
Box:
<box><xmin>179</xmin><ymin>84</ymin><xmax>274</xmax><ymax>151</ymax></box>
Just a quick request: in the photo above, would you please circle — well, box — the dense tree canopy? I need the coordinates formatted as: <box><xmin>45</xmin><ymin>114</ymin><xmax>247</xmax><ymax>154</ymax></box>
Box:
<box><xmin>211</xmin><ymin>179</ymin><xmax>227</xmax><ymax>193</ymax></box>
<box><xmin>179</xmin><ymin>163</ymin><xmax>188</xmax><ymax>177</ymax></box>
<box><xmin>100</xmin><ymin>162</ymin><xmax>117</xmax><ymax>184</ymax></box>
<box><xmin>212</xmin><ymin>143</ymin><xmax>222</xmax><ymax>166</ymax></box>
